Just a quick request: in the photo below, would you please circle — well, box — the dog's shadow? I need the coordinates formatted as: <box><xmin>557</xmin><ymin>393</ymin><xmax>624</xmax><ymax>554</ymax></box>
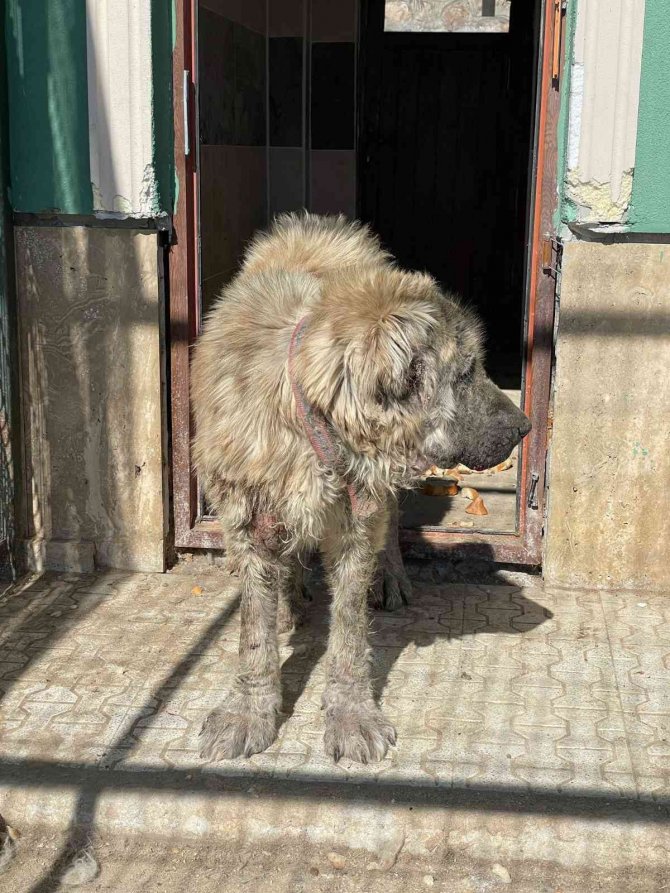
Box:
<box><xmin>278</xmin><ymin>560</ymin><xmax>553</xmax><ymax>727</ymax></box>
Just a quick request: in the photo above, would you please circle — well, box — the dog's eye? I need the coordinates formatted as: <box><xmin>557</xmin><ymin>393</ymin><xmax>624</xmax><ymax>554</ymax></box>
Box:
<box><xmin>375</xmin><ymin>356</ymin><xmax>424</xmax><ymax>407</ymax></box>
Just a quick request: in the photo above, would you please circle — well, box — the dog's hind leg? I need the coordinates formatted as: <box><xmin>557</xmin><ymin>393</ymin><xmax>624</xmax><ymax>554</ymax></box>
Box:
<box><xmin>320</xmin><ymin>511</ymin><xmax>397</xmax><ymax>764</ymax></box>
<box><xmin>369</xmin><ymin>496</ymin><xmax>413</xmax><ymax>612</ymax></box>
<box><xmin>200</xmin><ymin>526</ymin><xmax>287</xmax><ymax>761</ymax></box>
<box><xmin>277</xmin><ymin>555</ymin><xmax>309</xmax><ymax>634</ymax></box>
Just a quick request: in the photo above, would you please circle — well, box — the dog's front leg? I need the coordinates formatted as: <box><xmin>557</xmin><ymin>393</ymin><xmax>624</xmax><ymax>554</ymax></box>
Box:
<box><xmin>320</xmin><ymin>511</ymin><xmax>397</xmax><ymax>763</ymax></box>
<box><xmin>200</xmin><ymin>532</ymin><xmax>286</xmax><ymax>760</ymax></box>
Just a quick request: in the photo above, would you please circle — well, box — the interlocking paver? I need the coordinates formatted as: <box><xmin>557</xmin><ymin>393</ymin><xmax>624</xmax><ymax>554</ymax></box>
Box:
<box><xmin>0</xmin><ymin>569</ymin><xmax>669</xmax><ymax>800</ymax></box>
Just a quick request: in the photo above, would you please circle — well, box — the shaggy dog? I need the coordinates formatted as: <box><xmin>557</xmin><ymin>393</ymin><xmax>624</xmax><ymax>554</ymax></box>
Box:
<box><xmin>192</xmin><ymin>213</ymin><xmax>531</xmax><ymax>763</ymax></box>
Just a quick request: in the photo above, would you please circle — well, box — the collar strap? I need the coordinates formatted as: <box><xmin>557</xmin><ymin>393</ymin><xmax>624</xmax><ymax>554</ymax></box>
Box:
<box><xmin>288</xmin><ymin>316</ymin><xmax>377</xmax><ymax>520</ymax></box>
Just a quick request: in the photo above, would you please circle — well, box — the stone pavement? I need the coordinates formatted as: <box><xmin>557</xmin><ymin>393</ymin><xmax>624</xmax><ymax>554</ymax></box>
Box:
<box><xmin>0</xmin><ymin>565</ymin><xmax>669</xmax><ymax>890</ymax></box>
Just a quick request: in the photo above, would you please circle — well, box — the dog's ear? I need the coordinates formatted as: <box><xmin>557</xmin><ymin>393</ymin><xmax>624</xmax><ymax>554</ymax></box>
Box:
<box><xmin>298</xmin><ymin>268</ymin><xmax>440</xmax><ymax>443</ymax></box>
<box><xmin>344</xmin><ymin>303</ymin><xmax>437</xmax><ymax>412</ymax></box>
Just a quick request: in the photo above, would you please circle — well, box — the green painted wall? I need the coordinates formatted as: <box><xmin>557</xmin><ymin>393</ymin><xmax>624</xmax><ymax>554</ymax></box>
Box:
<box><xmin>630</xmin><ymin>0</ymin><xmax>670</xmax><ymax>233</ymax></box>
<box><xmin>554</xmin><ymin>0</ymin><xmax>578</xmax><ymax>230</ymax></box>
<box><xmin>5</xmin><ymin>0</ymin><xmax>93</xmax><ymax>213</ymax></box>
<box><xmin>3</xmin><ymin>1</ymin><xmax>175</xmax><ymax>216</ymax></box>
<box><xmin>151</xmin><ymin>0</ymin><xmax>176</xmax><ymax>216</ymax></box>
<box><xmin>0</xmin><ymin>0</ymin><xmax>17</xmax><ymax>570</ymax></box>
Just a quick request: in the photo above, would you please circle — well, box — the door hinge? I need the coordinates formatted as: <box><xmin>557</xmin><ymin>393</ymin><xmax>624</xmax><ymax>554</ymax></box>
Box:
<box><xmin>527</xmin><ymin>472</ymin><xmax>540</xmax><ymax>510</ymax></box>
<box><xmin>541</xmin><ymin>235</ymin><xmax>562</xmax><ymax>277</ymax></box>
<box><xmin>183</xmin><ymin>70</ymin><xmax>191</xmax><ymax>157</ymax></box>
<box><xmin>551</xmin><ymin>0</ymin><xmax>567</xmax><ymax>84</ymax></box>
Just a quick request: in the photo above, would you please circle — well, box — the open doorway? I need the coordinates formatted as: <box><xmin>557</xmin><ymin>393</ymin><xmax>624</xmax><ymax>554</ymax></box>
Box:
<box><xmin>359</xmin><ymin>0</ymin><xmax>541</xmax><ymax>536</ymax></box>
<box><xmin>170</xmin><ymin>0</ymin><xmax>558</xmax><ymax>561</ymax></box>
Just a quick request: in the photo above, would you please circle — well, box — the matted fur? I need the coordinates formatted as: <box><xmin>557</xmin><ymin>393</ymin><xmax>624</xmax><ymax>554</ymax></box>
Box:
<box><xmin>192</xmin><ymin>213</ymin><xmax>530</xmax><ymax>763</ymax></box>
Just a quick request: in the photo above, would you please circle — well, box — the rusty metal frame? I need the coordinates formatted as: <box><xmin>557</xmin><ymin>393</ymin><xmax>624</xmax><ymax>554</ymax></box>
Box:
<box><xmin>169</xmin><ymin>0</ymin><xmax>562</xmax><ymax>562</ymax></box>
<box><xmin>170</xmin><ymin>0</ymin><xmax>201</xmax><ymax>549</ymax></box>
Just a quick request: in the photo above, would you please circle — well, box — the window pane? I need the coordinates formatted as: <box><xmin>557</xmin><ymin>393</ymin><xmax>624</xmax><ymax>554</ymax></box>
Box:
<box><xmin>384</xmin><ymin>0</ymin><xmax>511</xmax><ymax>33</ymax></box>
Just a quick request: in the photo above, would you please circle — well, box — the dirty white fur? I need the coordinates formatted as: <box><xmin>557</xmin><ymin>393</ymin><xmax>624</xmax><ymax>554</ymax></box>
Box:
<box><xmin>192</xmin><ymin>213</ymin><xmax>528</xmax><ymax>763</ymax></box>
<box><xmin>60</xmin><ymin>850</ymin><xmax>99</xmax><ymax>887</ymax></box>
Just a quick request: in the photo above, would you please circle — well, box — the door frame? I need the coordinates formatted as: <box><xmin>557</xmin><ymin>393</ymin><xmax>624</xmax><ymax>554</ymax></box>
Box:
<box><xmin>169</xmin><ymin>0</ymin><xmax>563</xmax><ymax>562</ymax></box>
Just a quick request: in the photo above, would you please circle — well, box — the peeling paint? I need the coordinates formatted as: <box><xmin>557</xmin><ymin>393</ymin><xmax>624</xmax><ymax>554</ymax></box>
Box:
<box><xmin>559</xmin><ymin>0</ymin><xmax>645</xmax><ymax>227</ymax></box>
<box><xmin>555</xmin><ymin>0</ymin><xmax>578</xmax><ymax>231</ymax></box>
<box><xmin>140</xmin><ymin>162</ymin><xmax>161</xmax><ymax>217</ymax></box>
<box><xmin>87</xmin><ymin>2</ymin><xmax>173</xmax><ymax>217</ymax></box>
<box><xmin>566</xmin><ymin>167</ymin><xmax>634</xmax><ymax>222</ymax></box>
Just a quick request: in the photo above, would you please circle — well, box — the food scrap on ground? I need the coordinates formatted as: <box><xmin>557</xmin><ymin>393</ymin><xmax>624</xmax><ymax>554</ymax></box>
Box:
<box><xmin>422</xmin><ymin>480</ymin><xmax>459</xmax><ymax>497</ymax></box>
<box><xmin>465</xmin><ymin>495</ymin><xmax>489</xmax><ymax>516</ymax></box>
<box><xmin>487</xmin><ymin>457</ymin><xmax>514</xmax><ymax>474</ymax></box>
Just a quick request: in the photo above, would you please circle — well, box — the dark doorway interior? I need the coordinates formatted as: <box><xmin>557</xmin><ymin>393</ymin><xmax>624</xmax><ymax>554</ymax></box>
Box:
<box><xmin>358</xmin><ymin>0</ymin><xmax>540</xmax><ymax>389</ymax></box>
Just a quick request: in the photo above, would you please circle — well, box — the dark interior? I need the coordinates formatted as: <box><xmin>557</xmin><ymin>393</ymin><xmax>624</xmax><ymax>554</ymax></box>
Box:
<box><xmin>358</xmin><ymin>0</ymin><xmax>540</xmax><ymax>389</ymax></box>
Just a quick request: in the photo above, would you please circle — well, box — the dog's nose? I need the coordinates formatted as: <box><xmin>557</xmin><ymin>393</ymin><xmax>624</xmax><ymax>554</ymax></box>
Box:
<box><xmin>517</xmin><ymin>416</ymin><xmax>532</xmax><ymax>439</ymax></box>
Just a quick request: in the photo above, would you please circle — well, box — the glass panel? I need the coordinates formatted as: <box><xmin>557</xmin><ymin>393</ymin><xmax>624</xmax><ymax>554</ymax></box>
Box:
<box><xmin>197</xmin><ymin>1</ymin><xmax>268</xmax><ymax>318</ymax></box>
<box><xmin>385</xmin><ymin>0</ymin><xmax>511</xmax><ymax>33</ymax></box>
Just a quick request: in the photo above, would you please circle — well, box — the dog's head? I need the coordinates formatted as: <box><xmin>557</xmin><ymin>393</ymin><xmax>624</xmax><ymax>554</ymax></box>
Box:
<box><xmin>420</xmin><ymin>295</ymin><xmax>532</xmax><ymax>472</ymax></box>
<box><xmin>301</xmin><ymin>267</ymin><xmax>531</xmax><ymax>476</ymax></box>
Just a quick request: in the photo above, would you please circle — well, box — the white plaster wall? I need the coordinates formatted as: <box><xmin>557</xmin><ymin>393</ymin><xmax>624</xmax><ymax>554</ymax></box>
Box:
<box><xmin>86</xmin><ymin>0</ymin><xmax>157</xmax><ymax>216</ymax></box>
<box><xmin>566</xmin><ymin>0</ymin><xmax>645</xmax><ymax>224</ymax></box>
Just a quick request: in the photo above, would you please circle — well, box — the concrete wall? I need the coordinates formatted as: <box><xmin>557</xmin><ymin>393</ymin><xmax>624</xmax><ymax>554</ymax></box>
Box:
<box><xmin>16</xmin><ymin>226</ymin><xmax>166</xmax><ymax>573</ymax></box>
<box><xmin>5</xmin><ymin>3</ymin><xmax>173</xmax><ymax>573</ymax></box>
<box><xmin>546</xmin><ymin>0</ymin><xmax>670</xmax><ymax>590</ymax></box>
<box><xmin>544</xmin><ymin>241</ymin><xmax>670</xmax><ymax>590</ymax></box>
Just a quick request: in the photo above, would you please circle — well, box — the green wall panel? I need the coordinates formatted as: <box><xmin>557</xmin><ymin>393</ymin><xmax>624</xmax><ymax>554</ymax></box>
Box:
<box><xmin>6</xmin><ymin>0</ymin><xmax>93</xmax><ymax>213</ymax></box>
<box><xmin>630</xmin><ymin>0</ymin><xmax>670</xmax><ymax>233</ymax></box>
<box><xmin>151</xmin><ymin>0</ymin><xmax>176</xmax><ymax>216</ymax></box>
<box><xmin>0</xmin><ymin>0</ymin><xmax>17</xmax><ymax>569</ymax></box>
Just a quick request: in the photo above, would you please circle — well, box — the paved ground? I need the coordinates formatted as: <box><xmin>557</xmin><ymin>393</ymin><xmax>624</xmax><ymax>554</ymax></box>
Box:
<box><xmin>0</xmin><ymin>564</ymin><xmax>669</xmax><ymax>891</ymax></box>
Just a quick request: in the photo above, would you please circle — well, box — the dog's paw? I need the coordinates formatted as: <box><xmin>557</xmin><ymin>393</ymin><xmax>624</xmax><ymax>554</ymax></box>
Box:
<box><xmin>324</xmin><ymin>701</ymin><xmax>397</xmax><ymax>764</ymax></box>
<box><xmin>200</xmin><ymin>694</ymin><xmax>279</xmax><ymax>760</ymax></box>
<box><xmin>369</xmin><ymin>556</ymin><xmax>412</xmax><ymax>612</ymax></box>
